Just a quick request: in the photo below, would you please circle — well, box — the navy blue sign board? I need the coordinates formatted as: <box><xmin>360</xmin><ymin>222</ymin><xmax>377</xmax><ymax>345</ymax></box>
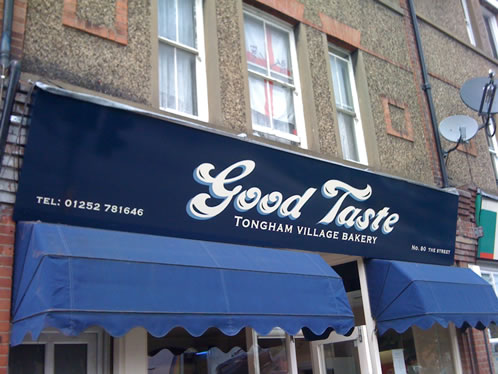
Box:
<box><xmin>14</xmin><ymin>87</ymin><xmax>458</xmax><ymax>265</ymax></box>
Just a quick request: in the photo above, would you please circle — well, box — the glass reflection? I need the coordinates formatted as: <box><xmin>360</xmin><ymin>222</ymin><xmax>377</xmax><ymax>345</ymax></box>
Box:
<box><xmin>257</xmin><ymin>338</ymin><xmax>288</xmax><ymax>374</ymax></box>
<box><xmin>323</xmin><ymin>340</ymin><xmax>361</xmax><ymax>374</ymax></box>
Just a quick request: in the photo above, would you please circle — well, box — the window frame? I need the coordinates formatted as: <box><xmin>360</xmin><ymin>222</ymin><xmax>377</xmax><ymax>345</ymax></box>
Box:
<box><xmin>477</xmin><ymin>267</ymin><xmax>498</xmax><ymax>348</ymax></box>
<box><xmin>487</xmin><ymin>129</ymin><xmax>498</xmax><ymax>181</ymax></box>
<box><xmin>328</xmin><ymin>46</ymin><xmax>368</xmax><ymax>165</ymax></box>
<box><xmin>484</xmin><ymin>0</ymin><xmax>498</xmax><ymax>11</ymax></box>
<box><xmin>461</xmin><ymin>0</ymin><xmax>477</xmax><ymax>46</ymax></box>
<box><xmin>11</xmin><ymin>328</ymin><xmax>110</xmax><ymax>374</ymax></box>
<box><xmin>243</xmin><ymin>5</ymin><xmax>307</xmax><ymax>148</ymax></box>
<box><xmin>482</xmin><ymin>4</ymin><xmax>498</xmax><ymax>58</ymax></box>
<box><xmin>157</xmin><ymin>0</ymin><xmax>208</xmax><ymax>121</ymax></box>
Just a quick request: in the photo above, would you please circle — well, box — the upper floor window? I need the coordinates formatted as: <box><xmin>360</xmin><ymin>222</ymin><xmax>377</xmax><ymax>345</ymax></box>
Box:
<box><xmin>487</xmin><ymin>131</ymin><xmax>498</xmax><ymax>181</ymax></box>
<box><xmin>329</xmin><ymin>48</ymin><xmax>368</xmax><ymax>164</ymax></box>
<box><xmin>243</xmin><ymin>8</ymin><xmax>307</xmax><ymax>147</ymax></box>
<box><xmin>461</xmin><ymin>0</ymin><xmax>477</xmax><ymax>46</ymax></box>
<box><xmin>482</xmin><ymin>4</ymin><xmax>498</xmax><ymax>58</ymax></box>
<box><xmin>158</xmin><ymin>0</ymin><xmax>207</xmax><ymax>119</ymax></box>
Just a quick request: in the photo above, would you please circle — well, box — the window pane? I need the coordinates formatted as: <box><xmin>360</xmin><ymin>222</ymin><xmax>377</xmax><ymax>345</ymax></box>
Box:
<box><xmin>159</xmin><ymin>43</ymin><xmax>177</xmax><ymax>110</ymax></box>
<box><xmin>55</xmin><ymin>344</ymin><xmax>88</xmax><ymax>374</ymax></box>
<box><xmin>148</xmin><ymin>328</ymin><xmax>248</xmax><ymax>374</ymax></box>
<box><xmin>267</xmin><ymin>25</ymin><xmax>293</xmax><ymax>83</ymax></box>
<box><xmin>9</xmin><ymin>344</ymin><xmax>45</xmax><ymax>374</ymax></box>
<box><xmin>490</xmin><ymin>324</ymin><xmax>498</xmax><ymax>339</ymax></box>
<box><xmin>330</xmin><ymin>55</ymin><xmax>354</xmax><ymax>111</ymax></box>
<box><xmin>323</xmin><ymin>340</ymin><xmax>360</xmax><ymax>374</ymax></box>
<box><xmin>271</xmin><ymin>83</ymin><xmax>296</xmax><ymax>135</ymax></box>
<box><xmin>338</xmin><ymin>112</ymin><xmax>359</xmax><ymax>162</ymax></box>
<box><xmin>483</xmin><ymin>272</ymin><xmax>493</xmax><ymax>285</ymax></box>
<box><xmin>177</xmin><ymin>49</ymin><xmax>198</xmax><ymax>116</ymax></box>
<box><xmin>249</xmin><ymin>76</ymin><xmax>271</xmax><ymax>128</ymax></box>
<box><xmin>258</xmin><ymin>338</ymin><xmax>288</xmax><ymax>374</ymax></box>
<box><xmin>178</xmin><ymin>0</ymin><xmax>195</xmax><ymax>48</ymax></box>
<box><xmin>411</xmin><ymin>325</ymin><xmax>455</xmax><ymax>374</ymax></box>
<box><xmin>158</xmin><ymin>0</ymin><xmax>176</xmax><ymax>41</ymax></box>
<box><xmin>295</xmin><ymin>339</ymin><xmax>312</xmax><ymax>374</ymax></box>
<box><xmin>244</xmin><ymin>15</ymin><xmax>268</xmax><ymax>74</ymax></box>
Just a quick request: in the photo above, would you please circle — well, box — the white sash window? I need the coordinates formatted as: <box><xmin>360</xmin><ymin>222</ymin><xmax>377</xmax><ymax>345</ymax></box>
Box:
<box><xmin>329</xmin><ymin>48</ymin><xmax>368</xmax><ymax>164</ymax></box>
<box><xmin>244</xmin><ymin>8</ymin><xmax>306</xmax><ymax>147</ymax></box>
<box><xmin>158</xmin><ymin>0</ymin><xmax>207</xmax><ymax>120</ymax></box>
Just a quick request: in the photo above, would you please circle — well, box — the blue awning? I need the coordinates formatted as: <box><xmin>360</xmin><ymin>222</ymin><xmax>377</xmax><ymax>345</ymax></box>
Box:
<box><xmin>366</xmin><ymin>259</ymin><xmax>498</xmax><ymax>335</ymax></box>
<box><xmin>11</xmin><ymin>222</ymin><xmax>354</xmax><ymax>346</ymax></box>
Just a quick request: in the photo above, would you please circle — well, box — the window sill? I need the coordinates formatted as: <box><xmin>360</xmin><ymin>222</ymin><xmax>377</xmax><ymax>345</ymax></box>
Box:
<box><xmin>252</xmin><ymin>125</ymin><xmax>302</xmax><ymax>147</ymax></box>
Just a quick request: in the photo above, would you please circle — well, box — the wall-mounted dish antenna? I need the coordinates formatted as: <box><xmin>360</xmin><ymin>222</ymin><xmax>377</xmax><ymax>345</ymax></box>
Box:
<box><xmin>438</xmin><ymin>115</ymin><xmax>479</xmax><ymax>157</ymax></box>
<box><xmin>460</xmin><ymin>70</ymin><xmax>497</xmax><ymax>137</ymax></box>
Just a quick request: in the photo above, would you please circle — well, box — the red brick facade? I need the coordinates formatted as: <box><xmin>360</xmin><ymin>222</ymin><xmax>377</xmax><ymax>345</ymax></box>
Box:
<box><xmin>0</xmin><ymin>0</ymin><xmax>28</xmax><ymax>61</ymax></box>
<box><xmin>0</xmin><ymin>206</ymin><xmax>14</xmax><ymax>374</ymax></box>
<box><xmin>454</xmin><ymin>185</ymin><xmax>495</xmax><ymax>374</ymax></box>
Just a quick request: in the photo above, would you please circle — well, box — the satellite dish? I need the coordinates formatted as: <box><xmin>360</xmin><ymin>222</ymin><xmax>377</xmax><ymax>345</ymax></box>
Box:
<box><xmin>461</xmin><ymin>77</ymin><xmax>498</xmax><ymax>114</ymax></box>
<box><xmin>439</xmin><ymin>115</ymin><xmax>479</xmax><ymax>142</ymax></box>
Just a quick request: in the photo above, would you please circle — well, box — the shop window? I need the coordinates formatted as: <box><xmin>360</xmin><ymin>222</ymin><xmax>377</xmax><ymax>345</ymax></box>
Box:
<box><xmin>482</xmin><ymin>4</ymin><xmax>498</xmax><ymax>58</ymax></box>
<box><xmin>148</xmin><ymin>328</ymin><xmax>249</xmax><ymax>374</ymax></box>
<box><xmin>243</xmin><ymin>7</ymin><xmax>307</xmax><ymax>147</ymax></box>
<box><xmin>461</xmin><ymin>0</ymin><xmax>477</xmax><ymax>46</ymax></box>
<box><xmin>322</xmin><ymin>339</ymin><xmax>361</xmax><ymax>373</ymax></box>
<box><xmin>378</xmin><ymin>325</ymin><xmax>457</xmax><ymax>374</ymax></box>
<box><xmin>158</xmin><ymin>0</ymin><xmax>208</xmax><ymax>119</ymax></box>
<box><xmin>148</xmin><ymin>327</ymin><xmax>317</xmax><ymax>374</ymax></box>
<box><xmin>329</xmin><ymin>48</ymin><xmax>368</xmax><ymax>164</ymax></box>
<box><xmin>9</xmin><ymin>328</ymin><xmax>109</xmax><ymax>374</ymax></box>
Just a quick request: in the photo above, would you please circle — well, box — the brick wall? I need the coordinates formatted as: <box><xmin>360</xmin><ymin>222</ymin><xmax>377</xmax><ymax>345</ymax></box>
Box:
<box><xmin>454</xmin><ymin>185</ymin><xmax>495</xmax><ymax>374</ymax></box>
<box><xmin>0</xmin><ymin>0</ymin><xmax>28</xmax><ymax>62</ymax></box>
<box><xmin>455</xmin><ymin>186</ymin><xmax>481</xmax><ymax>266</ymax></box>
<box><xmin>0</xmin><ymin>205</ymin><xmax>13</xmax><ymax>374</ymax></box>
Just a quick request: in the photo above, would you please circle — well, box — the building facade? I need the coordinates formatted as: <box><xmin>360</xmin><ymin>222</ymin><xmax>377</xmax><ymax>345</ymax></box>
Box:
<box><xmin>1</xmin><ymin>0</ymin><xmax>498</xmax><ymax>374</ymax></box>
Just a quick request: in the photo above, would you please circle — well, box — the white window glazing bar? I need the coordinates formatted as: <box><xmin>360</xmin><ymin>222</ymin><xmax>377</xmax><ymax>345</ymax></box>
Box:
<box><xmin>248</xmin><ymin>69</ymin><xmax>295</xmax><ymax>90</ymax></box>
<box><xmin>158</xmin><ymin>37</ymin><xmax>199</xmax><ymax>56</ymax></box>
<box><xmin>174</xmin><ymin>0</ymin><xmax>179</xmax><ymax>44</ymax></box>
<box><xmin>286</xmin><ymin>334</ymin><xmax>298</xmax><ymax>374</ymax></box>
<box><xmin>174</xmin><ymin>47</ymin><xmax>178</xmax><ymax>112</ymax></box>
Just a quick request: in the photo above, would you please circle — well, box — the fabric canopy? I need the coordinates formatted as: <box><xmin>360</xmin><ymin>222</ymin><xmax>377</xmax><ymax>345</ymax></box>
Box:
<box><xmin>11</xmin><ymin>222</ymin><xmax>354</xmax><ymax>346</ymax></box>
<box><xmin>366</xmin><ymin>259</ymin><xmax>498</xmax><ymax>335</ymax></box>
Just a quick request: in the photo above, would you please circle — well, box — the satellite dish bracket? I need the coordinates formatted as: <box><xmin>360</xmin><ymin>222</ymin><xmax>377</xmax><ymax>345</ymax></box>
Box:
<box><xmin>478</xmin><ymin>71</ymin><xmax>497</xmax><ymax>137</ymax></box>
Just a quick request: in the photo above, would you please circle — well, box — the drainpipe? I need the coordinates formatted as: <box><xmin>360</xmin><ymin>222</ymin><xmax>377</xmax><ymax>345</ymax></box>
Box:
<box><xmin>0</xmin><ymin>0</ymin><xmax>14</xmax><ymax>76</ymax></box>
<box><xmin>407</xmin><ymin>0</ymin><xmax>450</xmax><ymax>188</ymax></box>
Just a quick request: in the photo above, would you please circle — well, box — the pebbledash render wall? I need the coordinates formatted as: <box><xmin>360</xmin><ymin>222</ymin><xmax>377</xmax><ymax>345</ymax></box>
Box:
<box><xmin>0</xmin><ymin>0</ymin><xmax>497</xmax><ymax>373</ymax></box>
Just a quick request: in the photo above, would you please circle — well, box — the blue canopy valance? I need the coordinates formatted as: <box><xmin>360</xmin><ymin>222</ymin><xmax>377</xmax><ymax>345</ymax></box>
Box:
<box><xmin>11</xmin><ymin>222</ymin><xmax>354</xmax><ymax>346</ymax></box>
<box><xmin>366</xmin><ymin>259</ymin><xmax>498</xmax><ymax>335</ymax></box>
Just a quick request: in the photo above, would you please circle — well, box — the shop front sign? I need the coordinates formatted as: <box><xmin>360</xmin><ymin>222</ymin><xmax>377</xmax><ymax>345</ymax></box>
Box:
<box><xmin>14</xmin><ymin>88</ymin><xmax>458</xmax><ymax>265</ymax></box>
